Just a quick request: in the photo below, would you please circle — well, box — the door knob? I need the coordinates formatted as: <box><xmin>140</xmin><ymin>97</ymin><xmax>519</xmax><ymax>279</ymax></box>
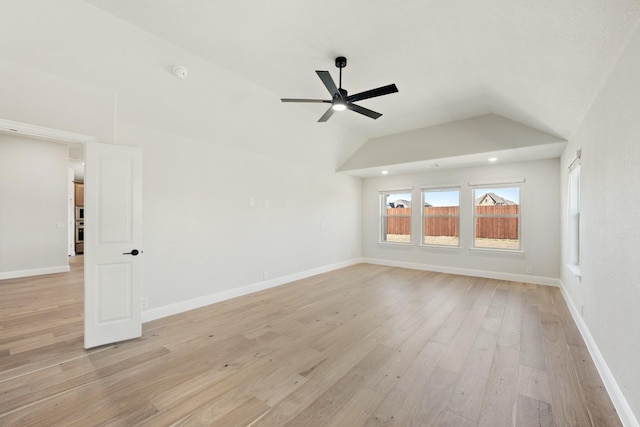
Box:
<box><xmin>123</xmin><ymin>249</ymin><xmax>141</xmax><ymax>256</ymax></box>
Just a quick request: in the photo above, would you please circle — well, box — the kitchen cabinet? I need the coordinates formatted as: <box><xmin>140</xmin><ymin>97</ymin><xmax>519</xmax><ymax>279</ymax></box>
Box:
<box><xmin>74</xmin><ymin>182</ymin><xmax>84</xmax><ymax>206</ymax></box>
<box><xmin>74</xmin><ymin>181</ymin><xmax>84</xmax><ymax>254</ymax></box>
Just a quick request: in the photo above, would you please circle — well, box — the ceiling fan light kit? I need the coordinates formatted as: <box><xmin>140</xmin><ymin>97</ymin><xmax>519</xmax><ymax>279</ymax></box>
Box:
<box><xmin>281</xmin><ymin>56</ymin><xmax>398</xmax><ymax>122</ymax></box>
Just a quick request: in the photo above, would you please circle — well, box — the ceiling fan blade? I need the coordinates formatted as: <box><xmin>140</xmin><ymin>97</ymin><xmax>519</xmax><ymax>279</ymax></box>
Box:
<box><xmin>347</xmin><ymin>84</ymin><xmax>398</xmax><ymax>103</ymax></box>
<box><xmin>281</xmin><ymin>98</ymin><xmax>331</xmax><ymax>103</ymax></box>
<box><xmin>318</xmin><ymin>106</ymin><xmax>336</xmax><ymax>122</ymax></box>
<box><xmin>347</xmin><ymin>103</ymin><xmax>382</xmax><ymax>120</ymax></box>
<box><xmin>316</xmin><ymin>71</ymin><xmax>341</xmax><ymax>97</ymax></box>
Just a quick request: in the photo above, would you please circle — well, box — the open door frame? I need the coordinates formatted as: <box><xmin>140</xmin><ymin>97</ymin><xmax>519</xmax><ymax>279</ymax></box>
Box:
<box><xmin>0</xmin><ymin>119</ymin><xmax>144</xmax><ymax>349</ymax></box>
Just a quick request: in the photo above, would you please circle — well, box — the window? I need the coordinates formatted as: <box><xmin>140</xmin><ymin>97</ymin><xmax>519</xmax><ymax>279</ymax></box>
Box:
<box><xmin>473</xmin><ymin>186</ymin><xmax>520</xmax><ymax>250</ymax></box>
<box><xmin>568</xmin><ymin>162</ymin><xmax>581</xmax><ymax>266</ymax></box>
<box><xmin>380</xmin><ymin>191</ymin><xmax>412</xmax><ymax>243</ymax></box>
<box><xmin>422</xmin><ymin>188</ymin><xmax>460</xmax><ymax>246</ymax></box>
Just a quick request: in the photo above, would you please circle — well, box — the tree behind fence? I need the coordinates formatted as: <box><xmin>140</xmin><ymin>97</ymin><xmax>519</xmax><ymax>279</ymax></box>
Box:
<box><xmin>385</xmin><ymin>206</ymin><xmax>518</xmax><ymax>239</ymax></box>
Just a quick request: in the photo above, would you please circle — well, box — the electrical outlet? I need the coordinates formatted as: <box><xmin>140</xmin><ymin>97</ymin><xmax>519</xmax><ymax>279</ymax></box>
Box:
<box><xmin>263</xmin><ymin>271</ymin><xmax>269</xmax><ymax>279</ymax></box>
<box><xmin>141</xmin><ymin>297</ymin><xmax>149</xmax><ymax>309</ymax></box>
<box><xmin>249</xmin><ymin>198</ymin><xmax>254</xmax><ymax>207</ymax></box>
<box><xmin>264</xmin><ymin>199</ymin><xmax>269</xmax><ymax>208</ymax></box>
<box><xmin>526</xmin><ymin>266</ymin><xmax>533</xmax><ymax>274</ymax></box>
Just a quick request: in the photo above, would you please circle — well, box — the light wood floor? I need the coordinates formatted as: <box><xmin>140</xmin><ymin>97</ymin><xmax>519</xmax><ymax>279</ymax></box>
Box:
<box><xmin>0</xmin><ymin>258</ymin><xmax>622</xmax><ymax>426</ymax></box>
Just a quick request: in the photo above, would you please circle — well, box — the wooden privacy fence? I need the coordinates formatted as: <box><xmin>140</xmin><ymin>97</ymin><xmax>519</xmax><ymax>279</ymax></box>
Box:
<box><xmin>384</xmin><ymin>208</ymin><xmax>411</xmax><ymax>235</ymax></box>
<box><xmin>385</xmin><ymin>205</ymin><xmax>519</xmax><ymax>239</ymax></box>
<box><xmin>475</xmin><ymin>205</ymin><xmax>518</xmax><ymax>239</ymax></box>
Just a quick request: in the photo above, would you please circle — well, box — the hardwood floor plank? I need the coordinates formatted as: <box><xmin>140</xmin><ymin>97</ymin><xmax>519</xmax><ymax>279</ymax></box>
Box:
<box><xmin>436</xmin><ymin>410</ymin><xmax>478</xmax><ymax>427</ymax></box>
<box><xmin>516</xmin><ymin>363</ymin><xmax>552</xmax><ymax>404</ymax></box>
<box><xmin>540</xmin><ymin>311</ymin><xmax>593</xmax><ymax>426</ymax></box>
<box><xmin>477</xmin><ymin>345</ymin><xmax>519</xmax><ymax>427</ymax></box>
<box><xmin>520</xmin><ymin>303</ymin><xmax>547</xmax><ymax>370</ymax></box>
<box><xmin>497</xmin><ymin>283</ymin><xmax>524</xmax><ymax>349</ymax></box>
<box><xmin>285</xmin><ymin>344</ymin><xmax>395</xmax><ymax>427</ymax></box>
<box><xmin>570</xmin><ymin>344</ymin><xmax>622</xmax><ymax>427</ymax></box>
<box><xmin>449</xmin><ymin>315</ymin><xmax>501</xmax><ymax>422</ymax></box>
<box><xmin>515</xmin><ymin>393</ymin><xmax>554</xmax><ymax>427</ymax></box>
<box><xmin>0</xmin><ymin>262</ymin><xmax>622</xmax><ymax>426</ymax></box>
<box><xmin>409</xmin><ymin>367</ymin><xmax>459</xmax><ymax>426</ymax></box>
<box><xmin>437</xmin><ymin>280</ymin><xmax>497</xmax><ymax>374</ymax></box>
<box><xmin>175</xmin><ymin>396</ymin><xmax>270</xmax><ymax>427</ymax></box>
<box><xmin>325</xmin><ymin>386</ymin><xmax>385</xmax><ymax>427</ymax></box>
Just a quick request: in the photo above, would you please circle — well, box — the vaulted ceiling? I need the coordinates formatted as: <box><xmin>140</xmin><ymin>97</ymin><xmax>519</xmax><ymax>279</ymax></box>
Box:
<box><xmin>86</xmin><ymin>0</ymin><xmax>640</xmax><ymax>141</ymax></box>
<box><xmin>2</xmin><ymin>1</ymin><xmax>640</xmax><ymax>172</ymax></box>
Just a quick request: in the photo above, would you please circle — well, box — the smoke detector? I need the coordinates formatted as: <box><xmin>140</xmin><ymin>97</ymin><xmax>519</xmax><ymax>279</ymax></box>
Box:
<box><xmin>172</xmin><ymin>66</ymin><xmax>188</xmax><ymax>79</ymax></box>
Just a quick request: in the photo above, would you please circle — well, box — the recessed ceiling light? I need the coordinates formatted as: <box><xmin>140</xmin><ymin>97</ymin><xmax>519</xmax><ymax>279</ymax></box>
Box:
<box><xmin>381</xmin><ymin>170</ymin><xmax>389</xmax><ymax>175</ymax></box>
<box><xmin>488</xmin><ymin>157</ymin><xmax>498</xmax><ymax>162</ymax></box>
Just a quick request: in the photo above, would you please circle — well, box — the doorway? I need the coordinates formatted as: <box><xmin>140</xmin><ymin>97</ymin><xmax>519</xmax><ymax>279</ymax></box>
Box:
<box><xmin>0</xmin><ymin>132</ymin><xmax>88</xmax><ymax>371</ymax></box>
<box><xmin>1</xmin><ymin>120</ymin><xmax>144</xmax><ymax>356</ymax></box>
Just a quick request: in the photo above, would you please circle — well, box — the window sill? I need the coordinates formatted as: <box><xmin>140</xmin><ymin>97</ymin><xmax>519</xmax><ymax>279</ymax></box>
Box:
<box><xmin>378</xmin><ymin>241</ymin><xmax>412</xmax><ymax>247</ymax></box>
<box><xmin>468</xmin><ymin>247</ymin><xmax>525</xmax><ymax>256</ymax></box>
<box><xmin>419</xmin><ymin>244</ymin><xmax>461</xmax><ymax>251</ymax></box>
<box><xmin>567</xmin><ymin>263</ymin><xmax>581</xmax><ymax>278</ymax></box>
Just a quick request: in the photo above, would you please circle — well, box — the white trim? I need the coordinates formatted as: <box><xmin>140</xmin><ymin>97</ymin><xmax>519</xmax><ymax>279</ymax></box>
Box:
<box><xmin>0</xmin><ymin>265</ymin><xmax>70</xmax><ymax>280</ymax></box>
<box><xmin>468</xmin><ymin>247</ymin><xmax>525</xmax><ymax>256</ymax></box>
<box><xmin>568</xmin><ymin>149</ymin><xmax>582</xmax><ymax>170</ymax></box>
<box><xmin>378</xmin><ymin>187</ymin><xmax>413</xmax><ymax>193</ymax></box>
<box><xmin>0</xmin><ymin>118</ymin><xmax>96</xmax><ymax>143</ymax></box>
<box><xmin>142</xmin><ymin>258</ymin><xmax>363</xmax><ymax>323</ymax></box>
<box><xmin>362</xmin><ymin>257</ymin><xmax>560</xmax><ymax>287</ymax></box>
<box><xmin>419</xmin><ymin>183</ymin><xmax>461</xmax><ymax>190</ymax></box>
<box><xmin>559</xmin><ymin>282</ymin><xmax>639</xmax><ymax>427</ymax></box>
<box><xmin>566</xmin><ymin>263</ymin><xmax>581</xmax><ymax>278</ymax></box>
<box><xmin>468</xmin><ymin>178</ymin><xmax>526</xmax><ymax>186</ymax></box>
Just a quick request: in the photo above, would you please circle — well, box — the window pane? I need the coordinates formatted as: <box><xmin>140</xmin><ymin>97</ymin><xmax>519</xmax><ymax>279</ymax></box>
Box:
<box><xmin>474</xmin><ymin>187</ymin><xmax>520</xmax><ymax>250</ymax></box>
<box><xmin>381</xmin><ymin>192</ymin><xmax>411</xmax><ymax>243</ymax></box>
<box><xmin>568</xmin><ymin>165</ymin><xmax>580</xmax><ymax>264</ymax></box>
<box><xmin>423</xmin><ymin>189</ymin><xmax>459</xmax><ymax>246</ymax></box>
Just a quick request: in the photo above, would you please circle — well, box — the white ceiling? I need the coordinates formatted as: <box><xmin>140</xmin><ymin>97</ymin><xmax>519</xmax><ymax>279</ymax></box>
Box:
<box><xmin>86</xmin><ymin>0</ymin><xmax>640</xmax><ymax>142</ymax></box>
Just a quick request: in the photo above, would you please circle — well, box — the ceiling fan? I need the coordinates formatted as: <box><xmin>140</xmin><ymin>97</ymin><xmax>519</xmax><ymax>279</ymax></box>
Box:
<box><xmin>281</xmin><ymin>56</ymin><xmax>398</xmax><ymax>122</ymax></box>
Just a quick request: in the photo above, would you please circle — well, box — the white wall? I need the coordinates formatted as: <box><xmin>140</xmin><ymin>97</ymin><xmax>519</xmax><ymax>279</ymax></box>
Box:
<box><xmin>0</xmin><ymin>134</ymin><xmax>69</xmax><ymax>277</ymax></box>
<box><xmin>118</xmin><ymin>123</ymin><xmax>361</xmax><ymax>310</ymax></box>
<box><xmin>0</xmin><ymin>10</ymin><xmax>363</xmax><ymax>314</ymax></box>
<box><xmin>560</xmin><ymin>23</ymin><xmax>640</xmax><ymax>423</ymax></box>
<box><xmin>362</xmin><ymin>158</ymin><xmax>560</xmax><ymax>283</ymax></box>
<box><xmin>0</xmin><ymin>1</ymin><xmax>364</xmax><ymax>313</ymax></box>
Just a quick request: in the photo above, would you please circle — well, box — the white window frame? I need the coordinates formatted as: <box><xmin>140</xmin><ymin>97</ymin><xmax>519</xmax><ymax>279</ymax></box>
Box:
<box><xmin>567</xmin><ymin>157</ymin><xmax>581</xmax><ymax>277</ymax></box>
<box><xmin>421</xmin><ymin>187</ymin><xmax>460</xmax><ymax>248</ymax></box>
<box><xmin>379</xmin><ymin>190</ymin><xmax>412</xmax><ymax>244</ymax></box>
<box><xmin>472</xmin><ymin>184</ymin><xmax>522</xmax><ymax>252</ymax></box>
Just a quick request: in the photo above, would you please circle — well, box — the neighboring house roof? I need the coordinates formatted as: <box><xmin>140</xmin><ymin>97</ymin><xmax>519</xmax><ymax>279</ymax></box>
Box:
<box><xmin>388</xmin><ymin>199</ymin><xmax>411</xmax><ymax>208</ymax></box>
<box><xmin>476</xmin><ymin>192</ymin><xmax>517</xmax><ymax>205</ymax></box>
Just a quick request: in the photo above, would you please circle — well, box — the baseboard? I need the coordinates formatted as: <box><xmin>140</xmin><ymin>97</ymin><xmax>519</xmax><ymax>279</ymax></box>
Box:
<box><xmin>361</xmin><ymin>257</ymin><xmax>561</xmax><ymax>287</ymax></box>
<box><xmin>0</xmin><ymin>265</ymin><xmax>70</xmax><ymax>280</ymax></box>
<box><xmin>558</xmin><ymin>282</ymin><xmax>639</xmax><ymax>427</ymax></box>
<box><xmin>142</xmin><ymin>258</ymin><xmax>363</xmax><ymax>323</ymax></box>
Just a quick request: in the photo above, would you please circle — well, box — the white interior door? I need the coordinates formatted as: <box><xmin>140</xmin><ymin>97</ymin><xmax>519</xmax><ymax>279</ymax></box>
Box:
<box><xmin>84</xmin><ymin>142</ymin><xmax>143</xmax><ymax>349</ymax></box>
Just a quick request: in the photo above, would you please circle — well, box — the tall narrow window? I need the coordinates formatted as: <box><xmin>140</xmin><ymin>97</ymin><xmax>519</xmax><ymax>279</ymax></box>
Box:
<box><xmin>568</xmin><ymin>162</ymin><xmax>581</xmax><ymax>266</ymax></box>
<box><xmin>380</xmin><ymin>191</ymin><xmax>412</xmax><ymax>243</ymax></box>
<box><xmin>422</xmin><ymin>188</ymin><xmax>460</xmax><ymax>247</ymax></box>
<box><xmin>473</xmin><ymin>186</ymin><xmax>520</xmax><ymax>250</ymax></box>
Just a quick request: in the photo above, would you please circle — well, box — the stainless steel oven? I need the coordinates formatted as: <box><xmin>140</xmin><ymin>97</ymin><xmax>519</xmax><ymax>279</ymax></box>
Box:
<box><xmin>75</xmin><ymin>222</ymin><xmax>84</xmax><ymax>242</ymax></box>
